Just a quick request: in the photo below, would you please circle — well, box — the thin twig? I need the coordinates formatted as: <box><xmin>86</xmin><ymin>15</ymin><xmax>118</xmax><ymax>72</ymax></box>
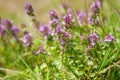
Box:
<box><xmin>99</xmin><ymin>60</ymin><xmax>120</xmax><ymax>74</ymax></box>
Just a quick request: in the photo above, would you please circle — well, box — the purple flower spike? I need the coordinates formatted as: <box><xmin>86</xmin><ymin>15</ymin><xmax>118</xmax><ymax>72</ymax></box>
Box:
<box><xmin>49</xmin><ymin>19</ymin><xmax>59</xmax><ymax>27</ymax></box>
<box><xmin>0</xmin><ymin>25</ymin><xmax>6</xmax><ymax>36</ymax></box>
<box><xmin>11</xmin><ymin>26</ymin><xmax>20</xmax><ymax>34</ymax></box>
<box><xmin>78</xmin><ymin>12</ymin><xmax>86</xmax><ymax>26</ymax></box>
<box><xmin>49</xmin><ymin>10</ymin><xmax>58</xmax><ymax>20</ymax></box>
<box><xmin>22</xmin><ymin>33</ymin><xmax>32</xmax><ymax>47</ymax></box>
<box><xmin>89</xmin><ymin>33</ymin><xmax>99</xmax><ymax>46</ymax></box>
<box><xmin>55</xmin><ymin>26</ymin><xmax>64</xmax><ymax>35</ymax></box>
<box><xmin>39</xmin><ymin>24</ymin><xmax>51</xmax><ymax>39</ymax></box>
<box><xmin>104</xmin><ymin>35</ymin><xmax>115</xmax><ymax>42</ymax></box>
<box><xmin>63</xmin><ymin>14</ymin><xmax>74</xmax><ymax>28</ymax></box>
<box><xmin>90</xmin><ymin>0</ymin><xmax>102</xmax><ymax>15</ymax></box>
<box><xmin>1</xmin><ymin>19</ymin><xmax>12</xmax><ymax>29</ymax></box>
<box><xmin>24</xmin><ymin>2</ymin><xmax>34</xmax><ymax>16</ymax></box>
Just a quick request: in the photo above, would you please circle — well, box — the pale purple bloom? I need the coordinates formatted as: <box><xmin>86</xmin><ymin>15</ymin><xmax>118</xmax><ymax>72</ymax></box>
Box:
<box><xmin>88</xmin><ymin>0</ymin><xmax>102</xmax><ymax>25</ymax></box>
<box><xmin>63</xmin><ymin>32</ymin><xmax>72</xmax><ymax>38</ymax></box>
<box><xmin>0</xmin><ymin>25</ymin><xmax>6</xmax><ymax>36</ymax></box>
<box><xmin>63</xmin><ymin>14</ymin><xmax>74</xmax><ymax>28</ymax></box>
<box><xmin>89</xmin><ymin>33</ymin><xmax>99</xmax><ymax>46</ymax></box>
<box><xmin>11</xmin><ymin>26</ymin><xmax>20</xmax><ymax>34</ymax></box>
<box><xmin>55</xmin><ymin>26</ymin><xmax>64</xmax><ymax>35</ymax></box>
<box><xmin>88</xmin><ymin>15</ymin><xmax>94</xmax><ymax>25</ymax></box>
<box><xmin>11</xmin><ymin>26</ymin><xmax>20</xmax><ymax>42</ymax></box>
<box><xmin>104</xmin><ymin>35</ymin><xmax>115</xmax><ymax>42</ymax></box>
<box><xmin>88</xmin><ymin>12</ymin><xmax>99</xmax><ymax>25</ymax></box>
<box><xmin>90</xmin><ymin>0</ymin><xmax>102</xmax><ymax>15</ymax></box>
<box><xmin>49</xmin><ymin>10</ymin><xmax>59</xmax><ymax>28</ymax></box>
<box><xmin>22</xmin><ymin>33</ymin><xmax>32</xmax><ymax>47</ymax></box>
<box><xmin>35</xmin><ymin>46</ymin><xmax>46</xmax><ymax>55</ymax></box>
<box><xmin>1</xmin><ymin>19</ymin><xmax>12</xmax><ymax>29</ymax></box>
<box><xmin>78</xmin><ymin>12</ymin><xmax>86</xmax><ymax>26</ymax></box>
<box><xmin>39</xmin><ymin>24</ymin><xmax>51</xmax><ymax>39</ymax></box>
<box><xmin>49</xmin><ymin>19</ymin><xmax>59</xmax><ymax>27</ymax></box>
<box><xmin>24</xmin><ymin>2</ymin><xmax>34</xmax><ymax>15</ymax></box>
<box><xmin>49</xmin><ymin>10</ymin><xmax>58</xmax><ymax>20</ymax></box>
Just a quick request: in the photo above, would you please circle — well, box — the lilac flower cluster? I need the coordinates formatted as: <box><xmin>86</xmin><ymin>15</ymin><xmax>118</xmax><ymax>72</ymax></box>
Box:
<box><xmin>0</xmin><ymin>24</ymin><xmax>6</xmax><ymax>36</ymax></box>
<box><xmin>55</xmin><ymin>25</ymin><xmax>72</xmax><ymax>45</ymax></box>
<box><xmin>49</xmin><ymin>10</ymin><xmax>60</xmax><ymax>28</ymax></box>
<box><xmin>49</xmin><ymin>10</ymin><xmax>58</xmax><ymax>20</ymax></box>
<box><xmin>38</xmin><ymin>9</ymin><xmax>73</xmax><ymax>45</ymax></box>
<box><xmin>0</xmin><ymin>19</ymin><xmax>20</xmax><ymax>39</ymax></box>
<box><xmin>89</xmin><ymin>33</ymin><xmax>99</xmax><ymax>46</ymax></box>
<box><xmin>52</xmin><ymin>9</ymin><xmax>73</xmax><ymax>45</ymax></box>
<box><xmin>77</xmin><ymin>0</ymin><xmax>102</xmax><ymax>26</ymax></box>
<box><xmin>11</xmin><ymin>26</ymin><xmax>19</xmax><ymax>34</ymax></box>
<box><xmin>0</xmin><ymin>18</ymin><xmax>31</xmax><ymax>47</ymax></box>
<box><xmin>90</xmin><ymin>0</ymin><xmax>102</xmax><ymax>15</ymax></box>
<box><xmin>39</xmin><ymin>24</ymin><xmax>51</xmax><ymax>39</ymax></box>
<box><xmin>55</xmin><ymin>25</ymin><xmax>64</xmax><ymax>35</ymax></box>
<box><xmin>78</xmin><ymin>12</ymin><xmax>86</xmax><ymax>26</ymax></box>
<box><xmin>89</xmin><ymin>33</ymin><xmax>115</xmax><ymax>46</ymax></box>
<box><xmin>1</xmin><ymin>19</ymin><xmax>12</xmax><ymax>30</ymax></box>
<box><xmin>22</xmin><ymin>32</ymin><xmax>32</xmax><ymax>47</ymax></box>
<box><xmin>63</xmin><ymin>13</ymin><xmax>74</xmax><ymax>28</ymax></box>
<box><xmin>24</xmin><ymin>2</ymin><xmax>34</xmax><ymax>16</ymax></box>
<box><xmin>104</xmin><ymin>35</ymin><xmax>115</xmax><ymax>42</ymax></box>
<box><xmin>88</xmin><ymin>0</ymin><xmax>102</xmax><ymax>25</ymax></box>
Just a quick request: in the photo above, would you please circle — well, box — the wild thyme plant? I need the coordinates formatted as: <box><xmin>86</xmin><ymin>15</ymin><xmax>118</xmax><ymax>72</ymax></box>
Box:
<box><xmin>0</xmin><ymin>0</ymin><xmax>120</xmax><ymax>79</ymax></box>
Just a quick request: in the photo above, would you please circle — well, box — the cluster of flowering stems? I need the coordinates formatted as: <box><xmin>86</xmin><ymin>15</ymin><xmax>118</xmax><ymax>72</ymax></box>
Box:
<box><xmin>0</xmin><ymin>19</ymin><xmax>19</xmax><ymax>42</ymax></box>
<box><xmin>0</xmin><ymin>0</ymin><xmax>115</xmax><ymax>55</ymax></box>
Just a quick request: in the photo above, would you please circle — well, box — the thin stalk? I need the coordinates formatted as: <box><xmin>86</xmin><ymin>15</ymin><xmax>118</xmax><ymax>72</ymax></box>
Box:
<box><xmin>20</xmin><ymin>57</ymin><xmax>37</xmax><ymax>79</ymax></box>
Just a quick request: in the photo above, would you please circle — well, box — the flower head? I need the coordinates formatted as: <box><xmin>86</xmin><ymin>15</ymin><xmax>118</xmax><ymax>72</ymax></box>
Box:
<box><xmin>0</xmin><ymin>25</ymin><xmax>6</xmax><ymax>36</ymax></box>
<box><xmin>88</xmin><ymin>0</ymin><xmax>102</xmax><ymax>25</ymax></box>
<box><xmin>104</xmin><ymin>35</ymin><xmax>115</xmax><ymax>42</ymax></box>
<box><xmin>49</xmin><ymin>19</ymin><xmax>59</xmax><ymax>27</ymax></box>
<box><xmin>49</xmin><ymin>10</ymin><xmax>58</xmax><ymax>20</ymax></box>
<box><xmin>24</xmin><ymin>2</ymin><xmax>34</xmax><ymax>16</ymax></box>
<box><xmin>39</xmin><ymin>24</ymin><xmax>51</xmax><ymax>39</ymax></box>
<box><xmin>1</xmin><ymin>19</ymin><xmax>12</xmax><ymax>29</ymax></box>
<box><xmin>90</xmin><ymin>0</ymin><xmax>102</xmax><ymax>15</ymax></box>
<box><xmin>78</xmin><ymin>12</ymin><xmax>86</xmax><ymax>26</ymax></box>
<box><xmin>55</xmin><ymin>25</ymin><xmax>64</xmax><ymax>35</ymax></box>
<box><xmin>63</xmin><ymin>14</ymin><xmax>74</xmax><ymax>28</ymax></box>
<box><xmin>11</xmin><ymin>26</ymin><xmax>20</xmax><ymax>34</ymax></box>
<box><xmin>89</xmin><ymin>33</ymin><xmax>99</xmax><ymax>46</ymax></box>
<box><xmin>22</xmin><ymin>33</ymin><xmax>32</xmax><ymax>47</ymax></box>
<box><xmin>63</xmin><ymin>32</ymin><xmax>72</xmax><ymax>38</ymax></box>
